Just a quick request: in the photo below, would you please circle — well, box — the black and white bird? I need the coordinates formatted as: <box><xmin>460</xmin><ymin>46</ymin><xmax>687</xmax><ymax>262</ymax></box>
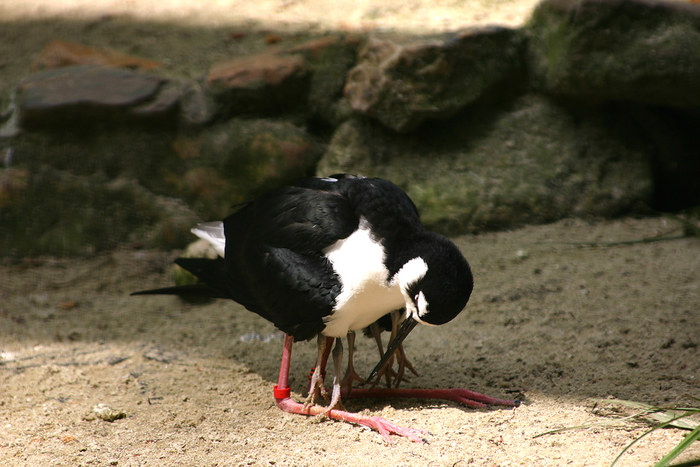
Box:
<box><xmin>134</xmin><ymin>174</ymin><xmax>516</xmax><ymax>442</ymax></box>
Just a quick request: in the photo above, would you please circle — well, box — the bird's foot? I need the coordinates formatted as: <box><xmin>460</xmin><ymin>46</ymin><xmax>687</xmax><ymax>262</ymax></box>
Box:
<box><xmin>341</xmin><ymin>331</ymin><xmax>368</xmax><ymax>395</ymax></box>
<box><xmin>304</xmin><ymin>366</ymin><xmax>329</xmax><ymax>409</ymax></box>
<box><xmin>343</xmin><ymin>387</ymin><xmax>519</xmax><ymax>409</ymax></box>
<box><xmin>431</xmin><ymin>387</ymin><xmax>519</xmax><ymax>408</ymax></box>
<box><xmin>366</xmin><ymin>353</ymin><xmax>398</xmax><ymax>389</ymax></box>
<box><xmin>318</xmin><ymin>382</ymin><xmax>345</xmax><ymax>416</ymax></box>
<box><xmin>319</xmin><ymin>337</ymin><xmax>346</xmax><ymax>415</ymax></box>
<box><xmin>393</xmin><ymin>343</ymin><xmax>419</xmax><ymax>388</ymax></box>
<box><xmin>360</xmin><ymin>415</ymin><xmax>428</xmax><ymax>444</ymax></box>
<box><xmin>275</xmin><ymin>395</ymin><xmax>427</xmax><ymax>443</ymax></box>
<box><xmin>340</xmin><ymin>367</ymin><xmax>365</xmax><ymax>395</ymax></box>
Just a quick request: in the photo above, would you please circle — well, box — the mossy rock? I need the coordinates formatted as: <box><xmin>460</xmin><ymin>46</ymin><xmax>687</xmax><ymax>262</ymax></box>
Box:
<box><xmin>319</xmin><ymin>94</ymin><xmax>653</xmax><ymax>234</ymax></box>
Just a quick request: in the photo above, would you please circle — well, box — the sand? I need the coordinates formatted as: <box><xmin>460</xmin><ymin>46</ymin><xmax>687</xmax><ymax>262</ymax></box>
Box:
<box><xmin>2</xmin><ymin>217</ymin><xmax>699</xmax><ymax>465</ymax></box>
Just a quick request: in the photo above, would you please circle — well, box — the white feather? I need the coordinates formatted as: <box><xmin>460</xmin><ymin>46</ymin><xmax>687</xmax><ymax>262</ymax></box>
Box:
<box><xmin>191</xmin><ymin>221</ymin><xmax>226</xmax><ymax>258</ymax></box>
<box><xmin>322</xmin><ymin>218</ymin><xmax>409</xmax><ymax>337</ymax></box>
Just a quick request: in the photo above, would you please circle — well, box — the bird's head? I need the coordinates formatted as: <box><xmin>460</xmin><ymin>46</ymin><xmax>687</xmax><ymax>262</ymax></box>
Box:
<box><xmin>366</xmin><ymin>233</ymin><xmax>473</xmax><ymax>383</ymax></box>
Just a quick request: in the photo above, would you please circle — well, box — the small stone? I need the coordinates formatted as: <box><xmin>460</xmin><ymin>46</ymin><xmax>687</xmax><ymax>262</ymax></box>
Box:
<box><xmin>93</xmin><ymin>403</ymin><xmax>127</xmax><ymax>422</ymax></box>
<box><xmin>32</xmin><ymin>39</ymin><xmax>162</xmax><ymax>71</ymax></box>
<box><xmin>515</xmin><ymin>249</ymin><xmax>529</xmax><ymax>260</ymax></box>
<box><xmin>130</xmin><ymin>81</ymin><xmax>181</xmax><ymax>120</ymax></box>
<box><xmin>264</xmin><ymin>34</ymin><xmax>283</xmax><ymax>45</ymax></box>
<box><xmin>143</xmin><ymin>347</ymin><xmax>177</xmax><ymax>363</ymax></box>
<box><xmin>178</xmin><ymin>81</ymin><xmax>215</xmax><ymax>127</ymax></box>
<box><xmin>107</xmin><ymin>356</ymin><xmax>130</xmax><ymax>366</ymax></box>
<box><xmin>58</xmin><ymin>300</ymin><xmax>78</xmax><ymax>310</ymax></box>
<box><xmin>207</xmin><ymin>53</ymin><xmax>305</xmax><ymax>89</ymax></box>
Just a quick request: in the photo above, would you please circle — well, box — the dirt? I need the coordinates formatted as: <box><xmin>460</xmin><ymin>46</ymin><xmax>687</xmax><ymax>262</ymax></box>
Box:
<box><xmin>1</xmin><ymin>217</ymin><xmax>699</xmax><ymax>465</ymax></box>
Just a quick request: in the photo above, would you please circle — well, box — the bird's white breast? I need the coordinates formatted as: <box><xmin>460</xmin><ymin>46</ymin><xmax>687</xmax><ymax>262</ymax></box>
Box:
<box><xmin>321</xmin><ymin>218</ymin><xmax>405</xmax><ymax>337</ymax></box>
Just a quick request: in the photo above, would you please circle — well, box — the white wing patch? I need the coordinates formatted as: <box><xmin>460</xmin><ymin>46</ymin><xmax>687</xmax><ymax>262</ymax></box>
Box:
<box><xmin>191</xmin><ymin>221</ymin><xmax>226</xmax><ymax>258</ymax></box>
<box><xmin>391</xmin><ymin>256</ymin><xmax>429</xmax><ymax>322</ymax></box>
<box><xmin>321</xmin><ymin>218</ymin><xmax>405</xmax><ymax>337</ymax></box>
<box><xmin>391</xmin><ymin>257</ymin><xmax>428</xmax><ymax>290</ymax></box>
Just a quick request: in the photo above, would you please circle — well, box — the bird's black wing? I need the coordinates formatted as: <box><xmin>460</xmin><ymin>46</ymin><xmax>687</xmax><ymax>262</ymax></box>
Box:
<box><xmin>243</xmin><ymin>246</ymin><xmax>340</xmax><ymax>340</ymax></box>
<box><xmin>219</xmin><ymin>183</ymin><xmax>359</xmax><ymax>340</ymax></box>
<box><xmin>292</xmin><ymin>175</ymin><xmax>422</xmax><ymax>239</ymax></box>
<box><xmin>224</xmin><ymin>183</ymin><xmax>359</xmax><ymax>254</ymax></box>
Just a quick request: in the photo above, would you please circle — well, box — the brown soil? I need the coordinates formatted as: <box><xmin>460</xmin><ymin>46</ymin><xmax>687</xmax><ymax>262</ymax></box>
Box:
<box><xmin>2</xmin><ymin>217</ymin><xmax>699</xmax><ymax>465</ymax></box>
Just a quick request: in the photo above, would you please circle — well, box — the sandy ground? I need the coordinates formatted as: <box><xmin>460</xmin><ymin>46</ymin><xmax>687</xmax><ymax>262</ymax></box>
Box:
<box><xmin>0</xmin><ymin>0</ymin><xmax>541</xmax><ymax>32</ymax></box>
<box><xmin>1</xmin><ymin>217</ymin><xmax>699</xmax><ymax>465</ymax></box>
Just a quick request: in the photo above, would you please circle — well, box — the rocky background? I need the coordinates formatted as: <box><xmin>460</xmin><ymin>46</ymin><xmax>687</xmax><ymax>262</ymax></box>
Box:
<box><xmin>1</xmin><ymin>0</ymin><xmax>699</xmax><ymax>256</ymax></box>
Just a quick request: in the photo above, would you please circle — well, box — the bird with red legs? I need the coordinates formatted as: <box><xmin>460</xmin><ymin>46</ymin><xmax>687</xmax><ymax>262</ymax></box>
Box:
<box><xmin>133</xmin><ymin>174</ymin><xmax>518</xmax><ymax>442</ymax></box>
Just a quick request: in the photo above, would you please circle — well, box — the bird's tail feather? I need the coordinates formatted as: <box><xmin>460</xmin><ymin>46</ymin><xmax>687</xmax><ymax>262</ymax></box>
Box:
<box><xmin>131</xmin><ymin>257</ymin><xmax>232</xmax><ymax>299</ymax></box>
<box><xmin>130</xmin><ymin>283</ymin><xmax>230</xmax><ymax>299</ymax></box>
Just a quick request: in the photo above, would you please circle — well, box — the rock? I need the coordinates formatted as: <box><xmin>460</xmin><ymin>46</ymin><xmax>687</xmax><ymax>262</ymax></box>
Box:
<box><xmin>527</xmin><ymin>0</ymin><xmax>700</xmax><ymax>107</ymax></box>
<box><xmin>143</xmin><ymin>347</ymin><xmax>178</xmax><ymax>363</ymax></box>
<box><xmin>629</xmin><ymin>107</ymin><xmax>700</xmax><ymax>210</ymax></box>
<box><xmin>33</xmin><ymin>39</ymin><xmax>163</xmax><ymax>71</ymax></box>
<box><xmin>12</xmin><ymin>127</ymin><xmax>180</xmax><ymax>195</ymax></box>
<box><xmin>93</xmin><ymin>403</ymin><xmax>126</xmax><ymax>422</ymax></box>
<box><xmin>0</xmin><ymin>167</ymin><xmax>28</xmax><ymax>210</ymax></box>
<box><xmin>172</xmin><ymin>119</ymin><xmax>322</xmax><ymax>218</ymax></box>
<box><xmin>344</xmin><ymin>27</ymin><xmax>526</xmax><ymax>132</ymax></box>
<box><xmin>0</xmin><ymin>167</ymin><xmax>197</xmax><ymax>256</ymax></box>
<box><xmin>319</xmin><ymin>95</ymin><xmax>652</xmax><ymax>233</ymax></box>
<box><xmin>285</xmin><ymin>35</ymin><xmax>362</xmax><ymax>127</ymax></box>
<box><xmin>0</xmin><ymin>94</ymin><xmax>19</xmax><ymax>139</ymax></box>
<box><xmin>17</xmin><ymin>65</ymin><xmax>178</xmax><ymax>129</ymax></box>
<box><xmin>176</xmin><ymin>166</ymin><xmax>232</xmax><ymax>218</ymax></box>
<box><xmin>206</xmin><ymin>53</ymin><xmax>310</xmax><ymax>116</ymax></box>
<box><xmin>130</xmin><ymin>81</ymin><xmax>182</xmax><ymax>120</ymax></box>
<box><xmin>178</xmin><ymin>81</ymin><xmax>216</xmax><ymax>128</ymax></box>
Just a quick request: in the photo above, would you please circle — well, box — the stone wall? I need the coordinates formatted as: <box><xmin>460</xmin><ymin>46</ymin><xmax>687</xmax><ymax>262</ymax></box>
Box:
<box><xmin>1</xmin><ymin>0</ymin><xmax>698</xmax><ymax>255</ymax></box>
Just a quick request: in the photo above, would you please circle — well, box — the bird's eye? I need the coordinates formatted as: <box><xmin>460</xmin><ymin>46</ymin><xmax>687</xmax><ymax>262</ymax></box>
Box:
<box><xmin>413</xmin><ymin>293</ymin><xmax>420</xmax><ymax>303</ymax></box>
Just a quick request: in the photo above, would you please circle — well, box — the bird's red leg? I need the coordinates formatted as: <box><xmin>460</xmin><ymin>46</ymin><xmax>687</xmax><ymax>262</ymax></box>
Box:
<box><xmin>273</xmin><ymin>334</ymin><xmax>428</xmax><ymax>443</ymax></box>
<box><xmin>368</xmin><ymin>323</ymin><xmax>397</xmax><ymax>388</ymax></box>
<box><xmin>389</xmin><ymin>311</ymin><xmax>419</xmax><ymax>387</ymax></box>
<box><xmin>272</xmin><ymin>334</ymin><xmax>294</xmax><ymax>400</ymax></box>
<box><xmin>357</xmin><ymin>313</ymin><xmax>517</xmax><ymax>407</ymax></box>
<box><xmin>342</xmin><ymin>387</ymin><xmax>518</xmax><ymax>408</ymax></box>
<box><xmin>320</xmin><ymin>337</ymin><xmax>345</xmax><ymax>414</ymax></box>
<box><xmin>340</xmin><ymin>331</ymin><xmax>366</xmax><ymax>394</ymax></box>
<box><xmin>305</xmin><ymin>336</ymin><xmax>333</xmax><ymax>407</ymax></box>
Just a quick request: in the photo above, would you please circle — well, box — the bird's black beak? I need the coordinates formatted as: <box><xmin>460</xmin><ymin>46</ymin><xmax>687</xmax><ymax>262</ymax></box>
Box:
<box><xmin>365</xmin><ymin>316</ymin><xmax>418</xmax><ymax>384</ymax></box>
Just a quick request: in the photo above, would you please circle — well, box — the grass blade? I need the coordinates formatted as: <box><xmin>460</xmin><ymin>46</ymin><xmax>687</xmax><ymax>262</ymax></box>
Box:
<box><xmin>611</xmin><ymin>409</ymin><xmax>700</xmax><ymax>466</ymax></box>
<box><xmin>653</xmin><ymin>424</ymin><xmax>700</xmax><ymax>467</ymax></box>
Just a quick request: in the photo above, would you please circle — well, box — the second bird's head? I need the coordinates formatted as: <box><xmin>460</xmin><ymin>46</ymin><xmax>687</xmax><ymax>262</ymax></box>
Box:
<box><xmin>367</xmin><ymin>233</ymin><xmax>474</xmax><ymax>382</ymax></box>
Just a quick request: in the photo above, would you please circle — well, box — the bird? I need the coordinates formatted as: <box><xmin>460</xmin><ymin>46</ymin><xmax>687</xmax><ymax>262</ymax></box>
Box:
<box><xmin>133</xmin><ymin>174</ymin><xmax>517</xmax><ymax>442</ymax></box>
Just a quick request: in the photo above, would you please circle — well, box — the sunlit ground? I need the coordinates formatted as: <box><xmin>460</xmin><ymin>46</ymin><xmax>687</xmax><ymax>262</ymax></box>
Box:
<box><xmin>0</xmin><ymin>0</ymin><xmax>541</xmax><ymax>32</ymax></box>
